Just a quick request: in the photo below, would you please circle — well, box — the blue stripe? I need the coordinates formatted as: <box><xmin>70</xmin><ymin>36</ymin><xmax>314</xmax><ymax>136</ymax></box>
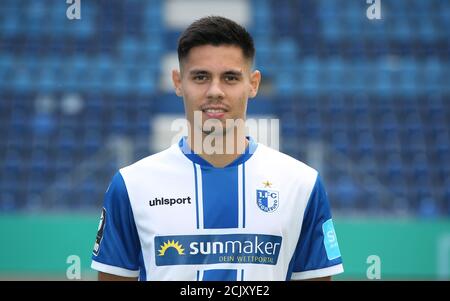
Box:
<box><xmin>203</xmin><ymin>269</ymin><xmax>237</xmax><ymax>281</ymax></box>
<box><xmin>286</xmin><ymin>255</ymin><xmax>295</xmax><ymax>280</ymax></box>
<box><xmin>196</xmin><ymin>270</ymin><xmax>200</xmax><ymax>281</ymax></box>
<box><xmin>138</xmin><ymin>251</ymin><xmax>146</xmax><ymax>281</ymax></box>
<box><xmin>193</xmin><ymin>163</ymin><xmax>199</xmax><ymax>229</ymax></box>
<box><xmin>242</xmin><ymin>163</ymin><xmax>246</xmax><ymax>228</ymax></box>
<box><xmin>241</xmin><ymin>269</ymin><xmax>244</xmax><ymax>281</ymax></box>
<box><xmin>201</xmin><ymin>166</ymin><xmax>239</xmax><ymax>229</ymax></box>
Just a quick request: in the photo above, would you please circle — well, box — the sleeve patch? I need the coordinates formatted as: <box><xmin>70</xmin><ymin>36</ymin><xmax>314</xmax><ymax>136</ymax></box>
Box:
<box><xmin>322</xmin><ymin>219</ymin><xmax>341</xmax><ymax>260</ymax></box>
<box><xmin>93</xmin><ymin>207</ymin><xmax>106</xmax><ymax>256</ymax></box>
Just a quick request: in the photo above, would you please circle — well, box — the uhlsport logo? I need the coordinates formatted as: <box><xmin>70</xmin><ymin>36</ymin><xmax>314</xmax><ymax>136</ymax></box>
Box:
<box><xmin>149</xmin><ymin>196</ymin><xmax>192</xmax><ymax>207</ymax></box>
<box><xmin>155</xmin><ymin>234</ymin><xmax>282</xmax><ymax>266</ymax></box>
<box><xmin>256</xmin><ymin>189</ymin><xmax>279</xmax><ymax>212</ymax></box>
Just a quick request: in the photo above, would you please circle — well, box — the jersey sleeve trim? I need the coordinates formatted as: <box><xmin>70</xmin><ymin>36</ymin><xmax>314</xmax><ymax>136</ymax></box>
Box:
<box><xmin>290</xmin><ymin>264</ymin><xmax>344</xmax><ymax>280</ymax></box>
<box><xmin>91</xmin><ymin>260</ymin><xmax>140</xmax><ymax>278</ymax></box>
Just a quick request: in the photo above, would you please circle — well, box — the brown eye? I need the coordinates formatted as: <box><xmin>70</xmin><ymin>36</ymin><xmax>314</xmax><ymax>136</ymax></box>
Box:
<box><xmin>193</xmin><ymin>75</ymin><xmax>207</xmax><ymax>81</ymax></box>
<box><xmin>225</xmin><ymin>75</ymin><xmax>238</xmax><ymax>82</ymax></box>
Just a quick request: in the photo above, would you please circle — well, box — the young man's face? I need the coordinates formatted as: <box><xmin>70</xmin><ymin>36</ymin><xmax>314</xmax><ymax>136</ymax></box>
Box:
<box><xmin>172</xmin><ymin>44</ymin><xmax>261</xmax><ymax>137</ymax></box>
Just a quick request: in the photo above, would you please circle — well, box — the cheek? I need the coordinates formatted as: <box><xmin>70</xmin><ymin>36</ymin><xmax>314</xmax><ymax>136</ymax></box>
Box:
<box><xmin>228</xmin><ymin>90</ymin><xmax>249</xmax><ymax>116</ymax></box>
<box><xmin>236</xmin><ymin>82</ymin><xmax>252</xmax><ymax>100</ymax></box>
<box><xmin>237</xmin><ymin>89</ymin><xmax>250</xmax><ymax>106</ymax></box>
<box><xmin>183</xmin><ymin>84</ymin><xmax>206</xmax><ymax>103</ymax></box>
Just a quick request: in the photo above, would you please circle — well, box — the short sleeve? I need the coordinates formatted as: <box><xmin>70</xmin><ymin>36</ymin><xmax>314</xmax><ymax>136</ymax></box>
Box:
<box><xmin>91</xmin><ymin>171</ymin><xmax>141</xmax><ymax>277</ymax></box>
<box><xmin>289</xmin><ymin>175</ymin><xmax>344</xmax><ymax>280</ymax></box>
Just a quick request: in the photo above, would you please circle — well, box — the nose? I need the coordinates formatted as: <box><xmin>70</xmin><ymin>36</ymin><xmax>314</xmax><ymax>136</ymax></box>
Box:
<box><xmin>206</xmin><ymin>79</ymin><xmax>225</xmax><ymax>100</ymax></box>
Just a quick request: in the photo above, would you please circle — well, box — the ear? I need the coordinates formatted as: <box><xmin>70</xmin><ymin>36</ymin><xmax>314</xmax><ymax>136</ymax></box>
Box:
<box><xmin>249</xmin><ymin>70</ymin><xmax>261</xmax><ymax>98</ymax></box>
<box><xmin>172</xmin><ymin>69</ymin><xmax>183</xmax><ymax>97</ymax></box>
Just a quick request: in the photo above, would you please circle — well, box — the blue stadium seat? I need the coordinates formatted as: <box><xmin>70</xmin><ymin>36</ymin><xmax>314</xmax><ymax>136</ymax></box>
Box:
<box><xmin>12</xmin><ymin>69</ymin><xmax>32</xmax><ymax>93</ymax></box>
<box><xmin>0</xmin><ymin>192</ymin><xmax>19</xmax><ymax>211</ymax></box>
<box><xmin>83</xmin><ymin>131</ymin><xmax>102</xmax><ymax>155</ymax></box>
<box><xmin>135</xmin><ymin>69</ymin><xmax>156</xmax><ymax>94</ymax></box>
<box><xmin>2</xmin><ymin>15</ymin><xmax>19</xmax><ymax>38</ymax></box>
<box><xmin>57</xmin><ymin>129</ymin><xmax>77</xmax><ymax>152</ymax></box>
<box><xmin>275</xmin><ymin>74</ymin><xmax>296</xmax><ymax>96</ymax></box>
<box><xmin>32</xmin><ymin>112</ymin><xmax>55</xmax><ymax>136</ymax></box>
<box><xmin>111</xmin><ymin>69</ymin><xmax>131</xmax><ymax>94</ymax></box>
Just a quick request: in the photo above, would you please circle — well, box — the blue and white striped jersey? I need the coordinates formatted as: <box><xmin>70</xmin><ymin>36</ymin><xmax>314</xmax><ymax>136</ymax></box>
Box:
<box><xmin>91</xmin><ymin>137</ymin><xmax>343</xmax><ymax>280</ymax></box>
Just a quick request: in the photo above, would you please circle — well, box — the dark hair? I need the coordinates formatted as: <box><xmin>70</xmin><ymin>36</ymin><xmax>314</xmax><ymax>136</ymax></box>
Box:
<box><xmin>177</xmin><ymin>16</ymin><xmax>255</xmax><ymax>64</ymax></box>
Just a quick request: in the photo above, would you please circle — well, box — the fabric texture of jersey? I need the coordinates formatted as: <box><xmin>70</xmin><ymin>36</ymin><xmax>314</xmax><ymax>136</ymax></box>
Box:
<box><xmin>91</xmin><ymin>137</ymin><xmax>344</xmax><ymax>280</ymax></box>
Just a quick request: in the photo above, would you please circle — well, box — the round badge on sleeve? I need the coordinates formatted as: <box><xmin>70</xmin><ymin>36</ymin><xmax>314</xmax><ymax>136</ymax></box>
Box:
<box><xmin>93</xmin><ymin>207</ymin><xmax>106</xmax><ymax>256</ymax></box>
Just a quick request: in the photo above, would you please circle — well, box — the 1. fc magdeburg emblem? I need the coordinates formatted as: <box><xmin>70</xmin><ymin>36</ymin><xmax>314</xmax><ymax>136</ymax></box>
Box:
<box><xmin>257</xmin><ymin>189</ymin><xmax>279</xmax><ymax>212</ymax></box>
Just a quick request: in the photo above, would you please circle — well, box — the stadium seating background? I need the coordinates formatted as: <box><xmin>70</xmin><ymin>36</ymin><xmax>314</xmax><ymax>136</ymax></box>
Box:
<box><xmin>0</xmin><ymin>0</ymin><xmax>449</xmax><ymax>280</ymax></box>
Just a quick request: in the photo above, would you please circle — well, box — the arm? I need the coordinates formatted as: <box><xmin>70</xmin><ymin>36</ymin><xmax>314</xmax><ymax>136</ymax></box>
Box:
<box><xmin>289</xmin><ymin>175</ymin><xmax>344</xmax><ymax>281</ymax></box>
<box><xmin>98</xmin><ymin>271</ymin><xmax>138</xmax><ymax>281</ymax></box>
<box><xmin>91</xmin><ymin>172</ymin><xmax>142</xmax><ymax>280</ymax></box>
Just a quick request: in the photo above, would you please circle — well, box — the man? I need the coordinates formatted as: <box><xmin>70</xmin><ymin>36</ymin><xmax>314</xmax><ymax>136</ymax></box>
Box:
<box><xmin>91</xmin><ymin>16</ymin><xmax>343</xmax><ymax>281</ymax></box>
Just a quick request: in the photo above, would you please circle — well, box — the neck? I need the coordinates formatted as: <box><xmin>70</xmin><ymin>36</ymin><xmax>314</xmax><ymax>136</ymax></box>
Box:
<box><xmin>187</xmin><ymin>129</ymin><xmax>249</xmax><ymax>168</ymax></box>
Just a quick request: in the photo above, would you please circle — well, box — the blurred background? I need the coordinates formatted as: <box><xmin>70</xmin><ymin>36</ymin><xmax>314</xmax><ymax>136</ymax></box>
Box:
<box><xmin>0</xmin><ymin>0</ymin><xmax>449</xmax><ymax>280</ymax></box>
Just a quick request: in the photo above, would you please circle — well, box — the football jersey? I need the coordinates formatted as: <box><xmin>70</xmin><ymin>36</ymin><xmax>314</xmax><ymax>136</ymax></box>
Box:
<box><xmin>91</xmin><ymin>137</ymin><xmax>344</xmax><ymax>280</ymax></box>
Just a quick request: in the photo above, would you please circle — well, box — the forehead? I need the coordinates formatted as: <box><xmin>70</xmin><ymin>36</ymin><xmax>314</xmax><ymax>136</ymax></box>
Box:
<box><xmin>181</xmin><ymin>45</ymin><xmax>249</xmax><ymax>72</ymax></box>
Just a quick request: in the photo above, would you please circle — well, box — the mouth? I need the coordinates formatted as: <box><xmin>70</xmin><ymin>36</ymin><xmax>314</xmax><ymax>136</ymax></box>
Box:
<box><xmin>201</xmin><ymin>106</ymin><xmax>228</xmax><ymax>119</ymax></box>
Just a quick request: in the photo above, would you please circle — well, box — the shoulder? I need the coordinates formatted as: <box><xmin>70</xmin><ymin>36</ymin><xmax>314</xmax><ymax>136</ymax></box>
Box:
<box><xmin>253</xmin><ymin>143</ymin><xmax>318</xmax><ymax>179</ymax></box>
<box><xmin>250</xmin><ymin>143</ymin><xmax>319</xmax><ymax>195</ymax></box>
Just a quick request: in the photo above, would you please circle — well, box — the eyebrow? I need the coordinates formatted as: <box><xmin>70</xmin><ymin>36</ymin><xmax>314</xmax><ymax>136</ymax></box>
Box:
<box><xmin>189</xmin><ymin>69</ymin><xmax>208</xmax><ymax>75</ymax></box>
<box><xmin>223</xmin><ymin>70</ymin><xmax>243</xmax><ymax>77</ymax></box>
<box><xmin>189</xmin><ymin>69</ymin><xmax>243</xmax><ymax>77</ymax></box>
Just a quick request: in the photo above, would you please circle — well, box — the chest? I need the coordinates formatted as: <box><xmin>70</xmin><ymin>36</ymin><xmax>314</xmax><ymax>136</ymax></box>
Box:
<box><xmin>128</xmin><ymin>165</ymin><xmax>307</xmax><ymax>238</ymax></box>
